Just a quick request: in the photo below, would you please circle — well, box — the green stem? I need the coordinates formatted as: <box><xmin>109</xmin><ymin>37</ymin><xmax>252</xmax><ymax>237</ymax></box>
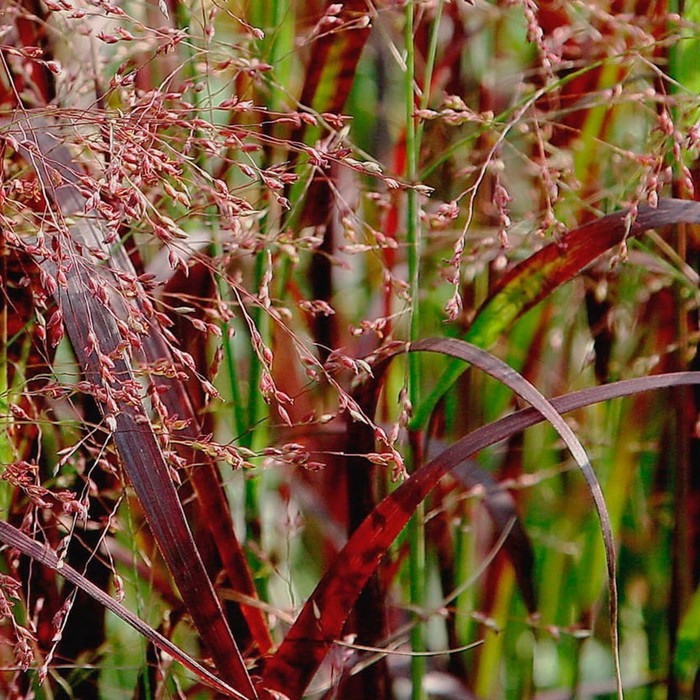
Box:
<box><xmin>0</xmin><ymin>254</ymin><xmax>12</xmax><ymax>515</ymax></box>
<box><xmin>213</xmin><ymin>241</ymin><xmax>247</xmax><ymax>442</ymax></box>
<box><xmin>245</xmin><ymin>251</ymin><xmax>269</xmax><ymax>450</ymax></box>
<box><xmin>405</xmin><ymin>3</ymin><xmax>426</xmax><ymax>698</ymax></box>
<box><xmin>405</xmin><ymin>4</ymin><xmax>446</xmax><ymax>694</ymax></box>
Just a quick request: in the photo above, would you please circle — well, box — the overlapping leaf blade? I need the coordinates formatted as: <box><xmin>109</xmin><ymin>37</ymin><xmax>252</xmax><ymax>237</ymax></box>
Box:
<box><xmin>13</xmin><ymin>113</ymin><xmax>271</xmax><ymax>656</ymax></box>
<box><xmin>262</xmin><ymin>338</ymin><xmax>693</xmax><ymax>698</ymax></box>
<box><xmin>413</xmin><ymin>199</ymin><xmax>700</xmax><ymax>429</ymax></box>
<box><xmin>3</xmin><ymin>115</ymin><xmax>258</xmax><ymax>698</ymax></box>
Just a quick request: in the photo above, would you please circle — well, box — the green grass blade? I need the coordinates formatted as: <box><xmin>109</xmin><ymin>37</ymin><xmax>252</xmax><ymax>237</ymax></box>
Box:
<box><xmin>411</xmin><ymin>198</ymin><xmax>700</xmax><ymax>430</ymax></box>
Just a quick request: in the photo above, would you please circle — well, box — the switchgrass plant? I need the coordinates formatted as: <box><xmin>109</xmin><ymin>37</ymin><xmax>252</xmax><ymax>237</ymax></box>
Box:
<box><xmin>2</xmin><ymin>1</ymin><xmax>700</xmax><ymax>698</ymax></box>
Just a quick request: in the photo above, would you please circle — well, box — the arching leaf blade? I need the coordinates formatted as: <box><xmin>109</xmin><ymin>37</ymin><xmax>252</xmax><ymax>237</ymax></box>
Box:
<box><xmin>412</xmin><ymin>198</ymin><xmax>700</xmax><ymax>430</ymax></box>
<box><xmin>411</xmin><ymin>339</ymin><xmax>622</xmax><ymax>698</ymax></box>
<box><xmin>262</xmin><ymin>342</ymin><xmax>698</xmax><ymax>697</ymax></box>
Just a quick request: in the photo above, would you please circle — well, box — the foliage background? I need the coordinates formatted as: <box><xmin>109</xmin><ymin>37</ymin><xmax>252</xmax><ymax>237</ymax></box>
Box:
<box><xmin>2</xmin><ymin>0</ymin><xmax>700</xmax><ymax>698</ymax></box>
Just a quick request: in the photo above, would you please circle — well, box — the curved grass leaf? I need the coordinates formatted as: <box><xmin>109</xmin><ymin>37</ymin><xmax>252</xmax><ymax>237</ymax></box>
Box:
<box><xmin>264</xmin><ymin>366</ymin><xmax>700</xmax><ymax>697</ymax></box>
<box><xmin>0</xmin><ymin>521</ymin><xmax>247</xmax><ymax>699</ymax></box>
<box><xmin>262</xmin><ymin>340</ymin><xmax>697</xmax><ymax>698</ymax></box>
<box><xmin>412</xmin><ymin>198</ymin><xmax>700</xmax><ymax>429</ymax></box>
<box><xmin>413</xmin><ymin>339</ymin><xmax>621</xmax><ymax>696</ymax></box>
<box><xmin>159</xmin><ymin>264</ymin><xmax>274</xmax><ymax>654</ymax></box>
<box><xmin>3</xmin><ymin>115</ymin><xmax>258</xmax><ymax>698</ymax></box>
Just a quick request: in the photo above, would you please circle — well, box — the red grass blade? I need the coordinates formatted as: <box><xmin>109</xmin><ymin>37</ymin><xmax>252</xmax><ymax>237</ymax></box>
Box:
<box><xmin>298</xmin><ymin>0</ymin><xmax>372</xmax><ymax>116</ymax></box>
<box><xmin>471</xmin><ymin>200</ymin><xmax>700</xmax><ymax>343</ymax></box>
<box><xmin>413</xmin><ymin>198</ymin><xmax>700</xmax><ymax>429</ymax></box>
<box><xmin>9</xmin><ymin>1</ymin><xmax>56</xmax><ymax>106</ymax></box>
<box><xmin>263</xmin><ymin>367</ymin><xmax>700</xmax><ymax>696</ymax></box>
<box><xmin>4</xmin><ymin>115</ymin><xmax>258</xmax><ymax>698</ymax></box>
<box><xmin>8</xmin><ymin>111</ymin><xmax>271</xmax><ymax>656</ymax></box>
<box><xmin>156</xmin><ymin>265</ymin><xmax>274</xmax><ymax>654</ymax></box>
<box><xmin>263</xmin><ymin>340</ymin><xmax>694</xmax><ymax>697</ymax></box>
<box><xmin>288</xmin><ymin>0</ymin><xmax>372</xmax><ymax>227</ymax></box>
<box><xmin>415</xmin><ymin>343</ymin><xmax>621</xmax><ymax>697</ymax></box>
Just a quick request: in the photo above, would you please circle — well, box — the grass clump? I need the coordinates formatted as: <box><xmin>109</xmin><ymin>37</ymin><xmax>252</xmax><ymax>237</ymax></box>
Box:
<box><xmin>2</xmin><ymin>1</ymin><xmax>700</xmax><ymax>698</ymax></box>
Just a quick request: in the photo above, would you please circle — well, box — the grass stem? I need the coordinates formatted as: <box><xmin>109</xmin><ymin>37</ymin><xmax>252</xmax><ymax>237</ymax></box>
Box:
<box><xmin>405</xmin><ymin>2</ymin><xmax>427</xmax><ymax>697</ymax></box>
